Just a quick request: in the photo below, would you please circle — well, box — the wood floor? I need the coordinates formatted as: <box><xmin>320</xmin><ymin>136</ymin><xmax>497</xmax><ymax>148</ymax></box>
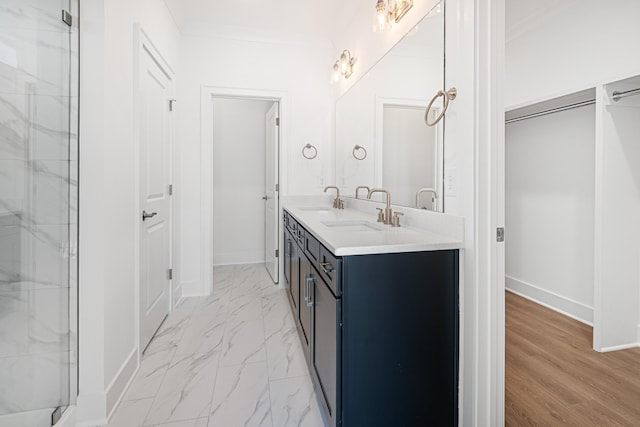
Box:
<box><xmin>506</xmin><ymin>291</ymin><xmax>640</xmax><ymax>426</ymax></box>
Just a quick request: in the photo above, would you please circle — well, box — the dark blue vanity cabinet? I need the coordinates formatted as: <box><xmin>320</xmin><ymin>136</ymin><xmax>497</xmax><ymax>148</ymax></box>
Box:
<box><xmin>283</xmin><ymin>209</ymin><xmax>459</xmax><ymax>427</ymax></box>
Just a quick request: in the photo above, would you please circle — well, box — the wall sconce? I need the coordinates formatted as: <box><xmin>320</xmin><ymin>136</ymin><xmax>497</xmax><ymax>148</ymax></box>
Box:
<box><xmin>333</xmin><ymin>50</ymin><xmax>357</xmax><ymax>81</ymax></box>
<box><xmin>374</xmin><ymin>0</ymin><xmax>414</xmax><ymax>32</ymax></box>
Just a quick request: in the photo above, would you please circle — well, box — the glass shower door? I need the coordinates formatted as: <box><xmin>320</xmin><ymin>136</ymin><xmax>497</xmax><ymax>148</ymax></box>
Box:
<box><xmin>0</xmin><ymin>0</ymin><xmax>78</xmax><ymax>425</ymax></box>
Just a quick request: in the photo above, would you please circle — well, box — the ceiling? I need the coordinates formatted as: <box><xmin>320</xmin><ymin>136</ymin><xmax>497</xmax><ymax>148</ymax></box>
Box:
<box><xmin>162</xmin><ymin>0</ymin><xmax>368</xmax><ymax>45</ymax></box>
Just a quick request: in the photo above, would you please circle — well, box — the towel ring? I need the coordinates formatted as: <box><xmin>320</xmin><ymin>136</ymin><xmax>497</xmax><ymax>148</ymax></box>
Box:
<box><xmin>352</xmin><ymin>145</ymin><xmax>367</xmax><ymax>160</ymax></box>
<box><xmin>302</xmin><ymin>143</ymin><xmax>317</xmax><ymax>160</ymax></box>
<box><xmin>425</xmin><ymin>87</ymin><xmax>457</xmax><ymax>127</ymax></box>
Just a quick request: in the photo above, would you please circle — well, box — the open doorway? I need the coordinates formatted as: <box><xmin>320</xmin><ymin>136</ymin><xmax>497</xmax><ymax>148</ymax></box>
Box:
<box><xmin>211</xmin><ymin>97</ymin><xmax>280</xmax><ymax>282</ymax></box>
<box><xmin>503</xmin><ymin>91</ymin><xmax>640</xmax><ymax>424</ymax></box>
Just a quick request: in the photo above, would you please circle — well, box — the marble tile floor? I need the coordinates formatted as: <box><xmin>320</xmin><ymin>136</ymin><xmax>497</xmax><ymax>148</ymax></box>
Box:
<box><xmin>105</xmin><ymin>264</ymin><xmax>326</xmax><ymax>427</ymax></box>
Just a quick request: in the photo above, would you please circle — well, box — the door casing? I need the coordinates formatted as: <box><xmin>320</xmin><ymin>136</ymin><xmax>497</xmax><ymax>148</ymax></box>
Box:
<box><xmin>200</xmin><ymin>87</ymin><xmax>289</xmax><ymax>296</ymax></box>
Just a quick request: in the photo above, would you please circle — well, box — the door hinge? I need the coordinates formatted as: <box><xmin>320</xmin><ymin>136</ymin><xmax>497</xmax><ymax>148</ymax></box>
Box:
<box><xmin>168</xmin><ymin>184</ymin><xmax>173</xmax><ymax>195</ymax></box>
<box><xmin>61</xmin><ymin>10</ymin><xmax>72</xmax><ymax>27</ymax></box>
<box><xmin>169</xmin><ymin>99</ymin><xmax>176</xmax><ymax>111</ymax></box>
<box><xmin>167</xmin><ymin>268</ymin><xmax>173</xmax><ymax>280</ymax></box>
<box><xmin>275</xmin><ymin>249</ymin><xmax>279</xmax><ymax>258</ymax></box>
<box><xmin>275</xmin><ymin>117</ymin><xmax>280</xmax><ymax>126</ymax></box>
<box><xmin>275</xmin><ymin>183</ymin><xmax>279</xmax><ymax>192</ymax></box>
<box><xmin>497</xmin><ymin>227</ymin><xmax>505</xmax><ymax>242</ymax></box>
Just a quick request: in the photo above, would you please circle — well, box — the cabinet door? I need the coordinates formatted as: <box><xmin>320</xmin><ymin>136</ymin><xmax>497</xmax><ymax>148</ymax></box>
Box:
<box><xmin>312</xmin><ymin>277</ymin><xmax>341</xmax><ymax>427</ymax></box>
<box><xmin>290</xmin><ymin>237</ymin><xmax>300</xmax><ymax>313</ymax></box>
<box><xmin>284</xmin><ymin>232</ymin><xmax>291</xmax><ymax>286</ymax></box>
<box><xmin>299</xmin><ymin>254</ymin><xmax>313</xmax><ymax>359</ymax></box>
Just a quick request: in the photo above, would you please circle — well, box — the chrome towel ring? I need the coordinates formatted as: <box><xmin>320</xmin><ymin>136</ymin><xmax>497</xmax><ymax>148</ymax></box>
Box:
<box><xmin>425</xmin><ymin>87</ymin><xmax>457</xmax><ymax>126</ymax></box>
<box><xmin>302</xmin><ymin>143</ymin><xmax>318</xmax><ymax>159</ymax></box>
<box><xmin>352</xmin><ymin>144</ymin><xmax>367</xmax><ymax>160</ymax></box>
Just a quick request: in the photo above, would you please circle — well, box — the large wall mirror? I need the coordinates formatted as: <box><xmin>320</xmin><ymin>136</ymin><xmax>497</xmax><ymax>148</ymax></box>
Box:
<box><xmin>335</xmin><ymin>2</ymin><xmax>445</xmax><ymax>211</ymax></box>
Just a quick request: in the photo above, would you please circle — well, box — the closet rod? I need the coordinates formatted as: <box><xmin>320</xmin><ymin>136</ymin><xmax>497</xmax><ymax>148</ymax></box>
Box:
<box><xmin>612</xmin><ymin>87</ymin><xmax>640</xmax><ymax>102</ymax></box>
<box><xmin>505</xmin><ymin>99</ymin><xmax>595</xmax><ymax>124</ymax></box>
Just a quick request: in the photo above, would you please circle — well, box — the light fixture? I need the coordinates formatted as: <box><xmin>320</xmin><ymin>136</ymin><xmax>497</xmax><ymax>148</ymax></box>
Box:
<box><xmin>332</xmin><ymin>50</ymin><xmax>356</xmax><ymax>80</ymax></box>
<box><xmin>374</xmin><ymin>0</ymin><xmax>414</xmax><ymax>32</ymax></box>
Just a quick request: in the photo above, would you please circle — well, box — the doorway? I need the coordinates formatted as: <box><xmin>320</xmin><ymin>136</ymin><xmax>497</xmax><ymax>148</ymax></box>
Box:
<box><xmin>503</xmin><ymin>91</ymin><xmax>640</xmax><ymax>424</ymax></box>
<box><xmin>211</xmin><ymin>97</ymin><xmax>280</xmax><ymax>282</ymax></box>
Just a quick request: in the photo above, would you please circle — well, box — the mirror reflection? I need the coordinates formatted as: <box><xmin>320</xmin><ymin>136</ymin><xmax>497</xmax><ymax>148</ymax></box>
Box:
<box><xmin>335</xmin><ymin>3</ymin><xmax>444</xmax><ymax>211</ymax></box>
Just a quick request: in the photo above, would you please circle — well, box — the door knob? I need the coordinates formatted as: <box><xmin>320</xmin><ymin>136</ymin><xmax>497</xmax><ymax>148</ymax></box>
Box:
<box><xmin>142</xmin><ymin>210</ymin><xmax>157</xmax><ymax>221</ymax></box>
<box><xmin>262</xmin><ymin>196</ymin><xmax>268</xmax><ymax>200</ymax></box>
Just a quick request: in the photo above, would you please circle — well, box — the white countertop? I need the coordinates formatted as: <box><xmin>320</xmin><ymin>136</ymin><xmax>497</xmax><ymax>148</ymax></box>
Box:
<box><xmin>283</xmin><ymin>201</ymin><xmax>463</xmax><ymax>256</ymax></box>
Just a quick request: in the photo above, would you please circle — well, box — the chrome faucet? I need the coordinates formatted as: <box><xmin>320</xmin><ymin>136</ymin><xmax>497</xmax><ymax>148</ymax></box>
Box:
<box><xmin>324</xmin><ymin>186</ymin><xmax>344</xmax><ymax>209</ymax></box>
<box><xmin>416</xmin><ymin>188</ymin><xmax>438</xmax><ymax>210</ymax></box>
<box><xmin>367</xmin><ymin>188</ymin><xmax>393</xmax><ymax>225</ymax></box>
<box><xmin>355</xmin><ymin>186</ymin><xmax>370</xmax><ymax>199</ymax></box>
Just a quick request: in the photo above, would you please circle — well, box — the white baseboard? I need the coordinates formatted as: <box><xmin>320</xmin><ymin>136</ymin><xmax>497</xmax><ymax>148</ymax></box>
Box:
<box><xmin>213</xmin><ymin>252</ymin><xmax>264</xmax><ymax>266</ymax></box>
<box><xmin>106</xmin><ymin>347</ymin><xmax>138</xmax><ymax>418</ymax></box>
<box><xmin>599</xmin><ymin>342</ymin><xmax>640</xmax><ymax>353</ymax></box>
<box><xmin>172</xmin><ymin>281</ymin><xmax>183</xmax><ymax>308</ymax></box>
<box><xmin>181</xmin><ymin>280</ymin><xmax>204</xmax><ymax>297</ymax></box>
<box><xmin>506</xmin><ymin>276</ymin><xmax>593</xmax><ymax>326</ymax></box>
<box><xmin>56</xmin><ymin>405</ymin><xmax>76</xmax><ymax>427</ymax></box>
<box><xmin>75</xmin><ymin>392</ymin><xmax>107</xmax><ymax>427</ymax></box>
<box><xmin>213</xmin><ymin>261</ymin><xmax>265</xmax><ymax>267</ymax></box>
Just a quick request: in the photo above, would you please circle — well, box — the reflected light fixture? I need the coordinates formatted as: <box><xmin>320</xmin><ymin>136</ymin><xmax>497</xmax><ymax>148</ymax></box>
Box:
<box><xmin>333</xmin><ymin>50</ymin><xmax>356</xmax><ymax>80</ymax></box>
<box><xmin>374</xmin><ymin>0</ymin><xmax>414</xmax><ymax>32</ymax></box>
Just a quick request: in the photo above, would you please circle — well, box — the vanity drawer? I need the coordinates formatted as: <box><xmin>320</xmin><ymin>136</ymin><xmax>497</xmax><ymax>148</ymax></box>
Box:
<box><xmin>319</xmin><ymin>245</ymin><xmax>341</xmax><ymax>297</ymax></box>
<box><xmin>296</xmin><ymin>227</ymin><xmax>305</xmax><ymax>246</ymax></box>
<box><xmin>286</xmin><ymin>213</ymin><xmax>304</xmax><ymax>246</ymax></box>
<box><xmin>287</xmin><ymin>214</ymin><xmax>298</xmax><ymax>234</ymax></box>
<box><xmin>305</xmin><ymin>232</ymin><xmax>320</xmax><ymax>263</ymax></box>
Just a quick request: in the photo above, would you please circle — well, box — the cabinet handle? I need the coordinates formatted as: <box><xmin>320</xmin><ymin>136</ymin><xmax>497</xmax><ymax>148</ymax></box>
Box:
<box><xmin>286</xmin><ymin>240</ymin><xmax>291</xmax><ymax>257</ymax></box>
<box><xmin>304</xmin><ymin>274</ymin><xmax>310</xmax><ymax>302</ymax></box>
<box><xmin>306</xmin><ymin>276</ymin><xmax>314</xmax><ymax>308</ymax></box>
<box><xmin>320</xmin><ymin>262</ymin><xmax>335</xmax><ymax>274</ymax></box>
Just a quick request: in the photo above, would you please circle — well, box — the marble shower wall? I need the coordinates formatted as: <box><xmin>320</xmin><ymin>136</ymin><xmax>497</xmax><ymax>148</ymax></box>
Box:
<box><xmin>0</xmin><ymin>0</ymin><xmax>78</xmax><ymax>420</ymax></box>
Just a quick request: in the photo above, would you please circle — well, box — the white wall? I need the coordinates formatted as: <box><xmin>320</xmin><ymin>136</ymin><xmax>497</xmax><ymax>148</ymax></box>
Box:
<box><xmin>506</xmin><ymin>0</ymin><xmax>640</xmax><ymax>108</ymax></box>
<box><xmin>505</xmin><ymin>104</ymin><xmax>595</xmax><ymax>324</ymax></box>
<box><xmin>212</xmin><ymin>98</ymin><xmax>273</xmax><ymax>265</ymax></box>
<box><xmin>78</xmin><ymin>0</ymin><xmax>180</xmax><ymax>424</ymax></box>
<box><xmin>177</xmin><ymin>33</ymin><xmax>334</xmax><ymax>295</ymax></box>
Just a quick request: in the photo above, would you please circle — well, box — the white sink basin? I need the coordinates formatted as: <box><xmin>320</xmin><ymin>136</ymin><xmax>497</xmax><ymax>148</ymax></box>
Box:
<box><xmin>321</xmin><ymin>220</ymin><xmax>383</xmax><ymax>232</ymax></box>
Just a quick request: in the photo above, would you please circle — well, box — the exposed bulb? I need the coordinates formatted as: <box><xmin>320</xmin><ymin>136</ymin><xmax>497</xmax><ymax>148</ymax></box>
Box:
<box><xmin>375</xmin><ymin>0</ymin><xmax>387</xmax><ymax>32</ymax></box>
<box><xmin>339</xmin><ymin>51</ymin><xmax>349</xmax><ymax>74</ymax></box>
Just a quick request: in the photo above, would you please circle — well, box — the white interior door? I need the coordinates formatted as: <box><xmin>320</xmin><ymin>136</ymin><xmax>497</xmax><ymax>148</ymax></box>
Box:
<box><xmin>139</xmin><ymin>44</ymin><xmax>172</xmax><ymax>351</ymax></box>
<box><xmin>264</xmin><ymin>102</ymin><xmax>279</xmax><ymax>282</ymax></box>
